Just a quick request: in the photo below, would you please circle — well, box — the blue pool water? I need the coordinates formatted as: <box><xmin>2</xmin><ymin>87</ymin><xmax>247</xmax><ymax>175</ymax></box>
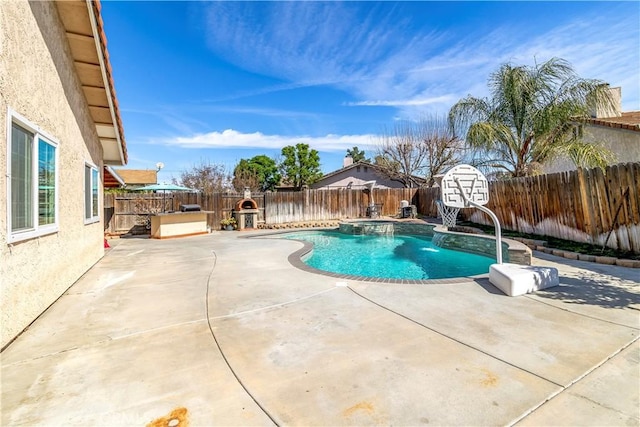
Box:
<box><xmin>282</xmin><ymin>231</ymin><xmax>494</xmax><ymax>280</ymax></box>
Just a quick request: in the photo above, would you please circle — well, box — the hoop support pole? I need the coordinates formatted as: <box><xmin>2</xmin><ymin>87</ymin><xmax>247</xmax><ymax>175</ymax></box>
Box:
<box><xmin>454</xmin><ymin>177</ymin><xmax>503</xmax><ymax>264</ymax></box>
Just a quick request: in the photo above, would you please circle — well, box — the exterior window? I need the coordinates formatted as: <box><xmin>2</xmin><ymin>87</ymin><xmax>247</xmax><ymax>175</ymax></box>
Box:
<box><xmin>10</xmin><ymin>123</ymin><xmax>33</xmax><ymax>231</ymax></box>
<box><xmin>85</xmin><ymin>164</ymin><xmax>100</xmax><ymax>222</ymax></box>
<box><xmin>356</xmin><ymin>166</ymin><xmax>361</xmax><ymax>173</ymax></box>
<box><xmin>38</xmin><ymin>138</ymin><xmax>56</xmax><ymax>225</ymax></box>
<box><xmin>7</xmin><ymin>112</ymin><xmax>59</xmax><ymax>243</ymax></box>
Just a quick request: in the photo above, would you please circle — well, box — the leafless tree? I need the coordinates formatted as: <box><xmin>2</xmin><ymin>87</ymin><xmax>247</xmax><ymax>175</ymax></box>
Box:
<box><xmin>375</xmin><ymin>115</ymin><xmax>466</xmax><ymax>187</ymax></box>
<box><xmin>175</xmin><ymin>160</ymin><xmax>232</xmax><ymax>193</ymax></box>
<box><xmin>231</xmin><ymin>168</ymin><xmax>261</xmax><ymax>192</ymax></box>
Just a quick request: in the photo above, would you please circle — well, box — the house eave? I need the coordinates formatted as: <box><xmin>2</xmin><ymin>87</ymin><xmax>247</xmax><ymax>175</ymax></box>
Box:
<box><xmin>55</xmin><ymin>0</ymin><xmax>128</xmax><ymax>165</ymax></box>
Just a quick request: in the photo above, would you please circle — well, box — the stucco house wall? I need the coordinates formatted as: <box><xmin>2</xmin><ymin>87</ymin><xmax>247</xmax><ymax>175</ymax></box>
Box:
<box><xmin>311</xmin><ymin>164</ymin><xmax>407</xmax><ymax>189</ymax></box>
<box><xmin>1</xmin><ymin>1</ymin><xmax>106</xmax><ymax>346</ymax></box>
<box><xmin>544</xmin><ymin>125</ymin><xmax>640</xmax><ymax>174</ymax></box>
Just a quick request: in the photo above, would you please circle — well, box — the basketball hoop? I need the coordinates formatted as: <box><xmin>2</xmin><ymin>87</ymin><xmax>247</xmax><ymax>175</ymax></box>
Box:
<box><xmin>441</xmin><ymin>164</ymin><xmax>559</xmax><ymax>296</ymax></box>
<box><xmin>436</xmin><ymin>200</ymin><xmax>459</xmax><ymax>228</ymax></box>
<box><xmin>441</xmin><ymin>164</ymin><xmax>502</xmax><ymax>264</ymax></box>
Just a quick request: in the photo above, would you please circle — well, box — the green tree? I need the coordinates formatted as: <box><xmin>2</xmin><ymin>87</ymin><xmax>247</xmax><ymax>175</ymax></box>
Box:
<box><xmin>449</xmin><ymin>57</ymin><xmax>616</xmax><ymax>177</ymax></box>
<box><xmin>232</xmin><ymin>155</ymin><xmax>281</xmax><ymax>192</ymax></box>
<box><xmin>346</xmin><ymin>146</ymin><xmax>370</xmax><ymax>163</ymax></box>
<box><xmin>279</xmin><ymin>143</ymin><xmax>323</xmax><ymax>190</ymax></box>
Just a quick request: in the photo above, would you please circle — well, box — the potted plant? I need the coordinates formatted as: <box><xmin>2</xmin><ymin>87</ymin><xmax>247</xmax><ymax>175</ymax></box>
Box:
<box><xmin>220</xmin><ymin>217</ymin><xmax>237</xmax><ymax>231</ymax></box>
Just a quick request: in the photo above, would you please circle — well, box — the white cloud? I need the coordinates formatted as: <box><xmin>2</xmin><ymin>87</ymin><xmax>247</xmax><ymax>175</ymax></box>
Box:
<box><xmin>164</xmin><ymin>129</ymin><xmax>377</xmax><ymax>152</ymax></box>
<box><xmin>346</xmin><ymin>95</ymin><xmax>456</xmax><ymax>107</ymax></box>
<box><xmin>202</xmin><ymin>2</ymin><xmax>639</xmax><ymax>116</ymax></box>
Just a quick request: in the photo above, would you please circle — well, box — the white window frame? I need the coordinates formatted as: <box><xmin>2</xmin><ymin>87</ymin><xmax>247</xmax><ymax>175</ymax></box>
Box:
<box><xmin>6</xmin><ymin>109</ymin><xmax>60</xmax><ymax>244</ymax></box>
<box><xmin>84</xmin><ymin>162</ymin><xmax>100</xmax><ymax>224</ymax></box>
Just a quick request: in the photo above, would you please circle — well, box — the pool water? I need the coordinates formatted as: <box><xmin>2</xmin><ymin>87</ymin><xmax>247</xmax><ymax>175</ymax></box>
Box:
<box><xmin>282</xmin><ymin>231</ymin><xmax>494</xmax><ymax>280</ymax></box>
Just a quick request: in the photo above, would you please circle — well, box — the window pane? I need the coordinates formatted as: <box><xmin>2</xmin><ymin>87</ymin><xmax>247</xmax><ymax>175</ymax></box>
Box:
<box><xmin>11</xmin><ymin>123</ymin><xmax>33</xmax><ymax>231</ymax></box>
<box><xmin>92</xmin><ymin>168</ymin><xmax>99</xmax><ymax>217</ymax></box>
<box><xmin>85</xmin><ymin>165</ymin><xmax>92</xmax><ymax>219</ymax></box>
<box><xmin>38</xmin><ymin>138</ymin><xmax>56</xmax><ymax>226</ymax></box>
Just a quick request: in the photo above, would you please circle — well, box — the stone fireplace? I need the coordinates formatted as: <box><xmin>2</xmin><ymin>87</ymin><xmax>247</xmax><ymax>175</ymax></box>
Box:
<box><xmin>233</xmin><ymin>189</ymin><xmax>259</xmax><ymax>230</ymax></box>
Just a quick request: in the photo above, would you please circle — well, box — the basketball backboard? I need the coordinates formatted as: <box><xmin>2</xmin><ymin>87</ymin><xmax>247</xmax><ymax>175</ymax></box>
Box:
<box><xmin>441</xmin><ymin>164</ymin><xmax>489</xmax><ymax>208</ymax></box>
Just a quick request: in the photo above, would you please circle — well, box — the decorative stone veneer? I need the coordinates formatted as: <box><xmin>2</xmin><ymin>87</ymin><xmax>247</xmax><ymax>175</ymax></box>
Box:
<box><xmin>339</xmin><ymin>219</ymin><xmax>436</xmax><ymax>236</ymax></box>
<box><xmin>258</xmin><ymin>221</ymin><xmax>342</xmax><ymax>230</ymax></box>
<box><xmin>431</xmin><ymin>225</ymin><xmax>532</xmax><ymax>265</ymax></box>
<box><xmin>394</xmin><ymin>222</ymin><xmax>436</xmax><ymax>236</ymax></box>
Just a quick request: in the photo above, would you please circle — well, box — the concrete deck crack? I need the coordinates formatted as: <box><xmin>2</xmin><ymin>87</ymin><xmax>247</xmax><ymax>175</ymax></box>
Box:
<box><xmin>346</xmin><ymin>286</ymin><xmax>564</xmax><ymax>388</ymax></box>
<box><xmin>509</xmin><ymin>335</ymin><xmax>640</xmax><ymax>426</ymax></box>
<box><xmin>205</xmin><ymin>250</ymin><xmax>280</xmax><ymax>427</ymax></box>
<box><xmin>523</xmin><ymin>294</ymin><xmax>640</xmax><ymax>330</ymax></box>
<box><xmin>207</xmin><ymin>287</ymin><xmax>337</xmax><ymax>320</ymax></box>
<box><xmin>348</xmin><ymin>286</ymin><xmax>640</xmax><ymax>426</ymax></box>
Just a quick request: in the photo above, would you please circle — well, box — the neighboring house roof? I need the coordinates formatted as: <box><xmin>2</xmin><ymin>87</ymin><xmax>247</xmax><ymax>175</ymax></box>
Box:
<box><xmin>585</xmin><ymin>111</ymin><xmax>640</xmax><ymax>132</ymax></box>
<box><xmin>115</xmin><ymin>169</ymin><xmax>157</xmax><ymax>186</ymax></box>
<box><xmin>318</xmin><ymin>162</ymin><xmax>370</xmax><ymax>183</ymax></box>
<box><xmin>55</xmin><ymin>0</ymin><xmax>127</xmax><ymax>165</ymax></box>
<box><xmin>314</xmin><ymin>162</ymin><xmax>427</xmax><ymax>188</ymax></box>
<box><xmin>103</xmin><ymin>166</ymin><xmax>125</xmax><ymax>188</ymax></box>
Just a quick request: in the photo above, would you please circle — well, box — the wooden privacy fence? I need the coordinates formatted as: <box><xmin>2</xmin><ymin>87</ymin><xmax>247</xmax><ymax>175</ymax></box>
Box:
<box><xmin>264</xmin><ymin>188</ymin><xmax>422</xmax><ymax>223</ymax></box>
<box><xmin>104</xmin><ymin>192</ymin><xmax>267</xmax><ymax>234</ymax></box>
<box><xmin>104</xmin><ymin>189</ymin><xmax>426</xmax><ymax>233</ymax></box>
<box><xmin>104</xmin><ymin>192</ymin><xmax>203</xmax><ymax>234</ymax></box>
<box><xmin>104</xmin><ymin>163</ymin><xmax>639</xmax><ymax>252</ymax></box>
<box><xmin>459</xmin><ymin>163</ymin><xmax>640</xmax><ymax>253</ymax></box>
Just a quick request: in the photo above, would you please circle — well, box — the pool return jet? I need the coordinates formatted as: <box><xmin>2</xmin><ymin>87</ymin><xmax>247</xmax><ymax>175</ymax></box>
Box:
<box><xmin>441</xmin><ymin>164</ymin><xmax>559</xmax><ymax>296</ymax></box>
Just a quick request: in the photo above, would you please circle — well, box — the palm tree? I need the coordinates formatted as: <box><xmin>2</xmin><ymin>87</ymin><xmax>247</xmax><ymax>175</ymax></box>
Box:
<box><xmin>449</xmin><ymin>58</ymin><xmax>616</xmax><ymax>178</ymax></box>
<box><xmin>346</xmin><ymin>146</ymin><xmax>370</xmax><ymax>163</ymax></box>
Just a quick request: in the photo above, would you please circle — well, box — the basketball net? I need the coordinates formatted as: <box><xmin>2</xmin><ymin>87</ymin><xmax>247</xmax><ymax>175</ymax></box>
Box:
<box><xmin>436</xmin><ymin>200</ymin><xmax>459</xmax><ymax>228</ymax></box>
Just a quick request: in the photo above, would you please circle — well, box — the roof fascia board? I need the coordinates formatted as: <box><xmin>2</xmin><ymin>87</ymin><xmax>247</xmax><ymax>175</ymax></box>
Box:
<box><xmin>84</xmin><ymin>0</ymin><xmax>126</xmax><ymax>165</ymax></box>
<box><xmin>104</xmin><ymin>165</ymin><xmax>126</xmax><ymax>187</ymax></box>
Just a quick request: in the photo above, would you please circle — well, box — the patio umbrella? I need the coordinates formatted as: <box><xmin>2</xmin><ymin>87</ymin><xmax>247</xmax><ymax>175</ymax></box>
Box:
<box><xmin>134</xmin><ymin>183</ymin><xmax>197</xmax><ymax>212</ymax></box>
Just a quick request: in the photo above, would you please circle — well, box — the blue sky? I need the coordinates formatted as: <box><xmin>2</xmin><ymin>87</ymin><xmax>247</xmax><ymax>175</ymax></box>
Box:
<box><xmin>101</xmin><ymin>1</ymin><xmax>640</xmax><ymax>184</ymax></box>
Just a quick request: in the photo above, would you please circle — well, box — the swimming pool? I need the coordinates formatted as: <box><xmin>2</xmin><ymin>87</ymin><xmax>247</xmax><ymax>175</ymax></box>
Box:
<box><xmin>280</xmin><ymin>231</ymin><xmax>494</xmax><ymax>281</ymax></box>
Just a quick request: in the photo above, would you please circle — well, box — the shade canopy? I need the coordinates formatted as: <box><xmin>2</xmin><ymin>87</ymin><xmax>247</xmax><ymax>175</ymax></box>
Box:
<box><xmin>135</xmin><ymin>183</ymin><xmax>196</xmax><ymax>192</ymax></box>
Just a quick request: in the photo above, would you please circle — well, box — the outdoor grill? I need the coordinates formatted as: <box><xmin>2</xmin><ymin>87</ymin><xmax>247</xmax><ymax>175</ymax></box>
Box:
<box><xmin>399</xmin><ymin>200</ymin><xmax>416</xmax><ymax>218</ymax></box>
<box><xmin>180</xmin><ymin>204</ymin><xmax>201</xmax><ymax>212</ymax></box>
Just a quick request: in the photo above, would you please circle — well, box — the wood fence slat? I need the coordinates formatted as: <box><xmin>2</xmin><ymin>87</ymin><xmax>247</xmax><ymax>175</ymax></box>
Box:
<box><xmin>627</xmin><ymin>163</ymin><xmax>640</xmax><ymax>225</ymax></box>
<box><xmin>617</xmin><ymin>163</ymin><xmax>630</xmax><ymax>226</ymax></box>
<box><xmin>585</xmin><ymin>168</ymin><xmax>601</xmax><ymax>237</ymax></box>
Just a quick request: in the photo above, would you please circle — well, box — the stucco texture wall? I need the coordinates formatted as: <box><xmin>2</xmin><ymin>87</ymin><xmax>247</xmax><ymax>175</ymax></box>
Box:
<box><xmin>544</xmin><ymin>126</ymin><xmax>640</xmax><ymax>174</ymax></box>
<box><xmin>1</xmin><ymin>1</ymin><xmax>105</xmax><ymax>347</ymax></box>
<box><xmin>312</xmin><ymin>167</ymin><xmax>406</xmax><ymax>189</ymax></box>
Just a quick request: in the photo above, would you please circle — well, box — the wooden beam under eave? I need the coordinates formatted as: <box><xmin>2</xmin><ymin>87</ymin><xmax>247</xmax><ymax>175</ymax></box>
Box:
<box><xmin>56</xmin><ymin>1</ymin><xmax>93</xmax><ymax>37</ymax></box>
<box><xmin>83</xmin><ymin>86</ymin><xmax>109</xmax><ymax>107</ymax></box>
<box><xmin>74</xmin><ymin>61</ymin><xmax>103</xmax><ymax>87</ymax></box>
<box><xmin>96</xmin><ymin>123</ymin><xmax>117</xmax><ymax>139</ymax></box>
<box><xmin>89</xmin><ymin>105</ymin><xmax>113</xmax><ymax>124</ymax></box>
<box><xmin>66</xmin><ymin>33</ymin><xmax>100</xmax><ymax>64</ymax></box>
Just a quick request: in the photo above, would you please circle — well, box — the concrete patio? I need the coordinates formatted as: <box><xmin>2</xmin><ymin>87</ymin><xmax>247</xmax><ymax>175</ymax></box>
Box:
<box><xmin>1</xmin><ymin>230</ymin><xmax>638</xmax><ymax>426</ymax></box>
